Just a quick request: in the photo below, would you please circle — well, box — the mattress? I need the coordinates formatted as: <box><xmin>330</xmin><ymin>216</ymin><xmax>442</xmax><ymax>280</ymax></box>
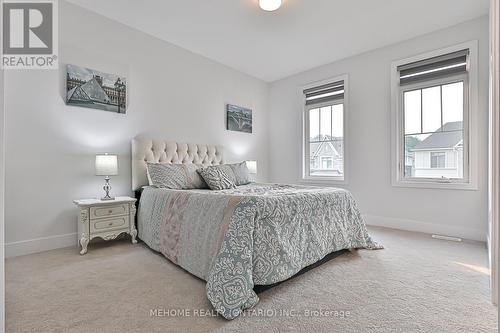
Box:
<box><xmin>137</xmin><ymin>183</ymin><xmax>381</xmax><ymax>319</ymax></box>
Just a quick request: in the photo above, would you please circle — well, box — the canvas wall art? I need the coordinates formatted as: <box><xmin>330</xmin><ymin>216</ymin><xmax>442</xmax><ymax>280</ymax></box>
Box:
<box><xmin>226</xmin><ymin>104</ymin><xmax>252</xmax><ymax>133</ymax></box>
<box><xmin>66</xmin><ymin>64</ymin><xmax>127</xmax><ymax>114</ymax></box>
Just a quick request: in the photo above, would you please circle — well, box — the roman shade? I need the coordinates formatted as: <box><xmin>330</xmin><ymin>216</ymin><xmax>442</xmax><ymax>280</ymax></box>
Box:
<box><xmin>398</xmin><ymin>49</ymin><xmax>469</xmax><ymax>85</ymax></box>
<box><xmin>304</xmin><ymin>80</ymin><xmax>344</xmax><ymax>106</ymax></box>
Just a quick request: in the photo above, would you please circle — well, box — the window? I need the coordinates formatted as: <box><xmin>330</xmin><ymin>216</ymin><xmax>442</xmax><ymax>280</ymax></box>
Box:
<box><xmin>392</xmin><ymin>43</ymin><xmax>478</xmax><ymax>189</ymax></box>
<box><xmin>310</xmin><ymin>157</ymin><xmax>319</xmax><ymax>170</ymax></box>
<box><xmin>403</xmin><ymin>80</ymin><xmax>465</xmax><ymax>179</ymax></box>
<box><xmin>430</xmin><ymin>152</ymin><xmax>446</xmax><ymax>168</ymax></box>
<box><xmin>303</xmin><ymin>77</ymin><xmax>346</xmax><ymax>181</ymax></box>
<box><xmin>321</xmin><ymin>157</ymin><xmax>333</xmax><ymax>169</ymax></box>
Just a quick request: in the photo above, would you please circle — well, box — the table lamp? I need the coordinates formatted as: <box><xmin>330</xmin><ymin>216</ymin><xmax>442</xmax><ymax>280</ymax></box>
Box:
<box><xmin>246</xmin><ymin>160</ymin><xmax>257</xmax><ymax>175</ymax></box>
<box><xmin>95</xmin><ymin>153</ymin><xmax>118</xmax><ymax>200</ymax></box>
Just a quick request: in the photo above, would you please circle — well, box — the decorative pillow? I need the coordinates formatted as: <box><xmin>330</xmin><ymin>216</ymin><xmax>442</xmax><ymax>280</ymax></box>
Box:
<box><xmin>228</xmin><ymin>162</ymin><xmax>251</xmax><ymax>186</ymax></box>
<box><xmin>197</xmin><ymin>165</ymin><xmax>237</xmax><ymax>190</ymax></box>
<box><xmin>147</xmin><ymin>163</ymin><xmax>207</xmax><ymax>189</ymax></box>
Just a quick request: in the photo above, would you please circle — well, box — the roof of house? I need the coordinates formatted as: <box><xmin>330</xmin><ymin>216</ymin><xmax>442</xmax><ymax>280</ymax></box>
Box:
<box><xmin>310</xmin><ymin>136</ymin><xmax>343</xmax><ymax>158</ymax></box>
<box><xmin>412</xmin><ymin>121</ymin><xmax>463</xmax><ymax>150</ymax></box>
<box><xmin>67</xmin><ymin>77</ymin><xmax>111</xmax><ymax>104</ymax></box>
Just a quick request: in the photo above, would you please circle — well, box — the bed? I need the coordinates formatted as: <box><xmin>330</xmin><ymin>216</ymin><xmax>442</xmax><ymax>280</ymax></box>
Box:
<box><xmin>132</xmin><ymin>137</ymin><xmax>382</xmax><ymax>320</ymax></box>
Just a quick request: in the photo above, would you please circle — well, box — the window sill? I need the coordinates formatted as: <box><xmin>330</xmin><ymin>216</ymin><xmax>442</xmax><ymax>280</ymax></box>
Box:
<box><xmin>392</xmin><ymin>179</ymin><xmax>477</xmax><ymax>191</ymax></box>
<box><xmin>301</xmin><ymin>177</ymin><xmax>347</xmax><ymax>186</ymax></box>
<box><xmin>417</xmin><ymin>168</ymin><xmax>457</xmax><ymax>170</ymax></box>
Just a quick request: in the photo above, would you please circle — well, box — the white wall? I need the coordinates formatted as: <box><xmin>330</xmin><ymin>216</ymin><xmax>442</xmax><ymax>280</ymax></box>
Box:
<box><xmin>4</xmin><ymin>1</ymin><xmax>269</xmax><ymax>256</ymax></box>
<box><xmin>488</xmin><ymin>0</ymin><xmax>499</xmax><ymax>305</ymax></box>
<box><xmin>268</xmin><ymin>17</ymin><xmax>489</xmax><ymax>241</ymax></box>
<box><xmin>0</xmin><ymin>60</ymin><xmax>5</xmax><ymax>329</ymax></box>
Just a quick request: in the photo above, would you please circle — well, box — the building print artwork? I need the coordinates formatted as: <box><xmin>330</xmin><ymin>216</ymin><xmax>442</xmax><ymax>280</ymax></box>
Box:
<box><xmin>66</xmin><ymin>64</ymin><xmax>127</xmax><ymax>114</ymax></box>
<box><xmin>226</xmin><ymin>104</ymin><xmax>252</xmax><ymax>133</ymax></box>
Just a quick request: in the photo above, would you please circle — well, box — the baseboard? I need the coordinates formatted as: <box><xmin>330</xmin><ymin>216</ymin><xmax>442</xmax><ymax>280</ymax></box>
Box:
<box><xmin>6</xmin><ymin>233</ymin><xmax>77</xmax><ymax>258</ymax></box>
<box><xmin>364</xmin><ymin>214</ymin><xmax>486</xmax><ymax>242</ymax></box>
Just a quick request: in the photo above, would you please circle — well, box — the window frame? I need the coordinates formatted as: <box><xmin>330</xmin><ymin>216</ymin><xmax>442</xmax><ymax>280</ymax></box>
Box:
<box><xmin>302</xmin><ymin>74</ymin><xmax>348</xmax><ymax>184</ymax></box>
<box><xmin>401</xmin><ymin>73</ymin><xmax>469</xmax><ymax>181</ymax></box>
<box><xmin>391</xmin><ymin>41</ymin><xmax>478</xmax><ymax>190</ymax></box>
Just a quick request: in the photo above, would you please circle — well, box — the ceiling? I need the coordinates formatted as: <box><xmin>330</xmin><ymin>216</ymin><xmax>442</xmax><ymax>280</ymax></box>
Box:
<box><xmin>65</xmin><ymin>0</ymin><xmax>489</xmax><ymax>82</ymax></box>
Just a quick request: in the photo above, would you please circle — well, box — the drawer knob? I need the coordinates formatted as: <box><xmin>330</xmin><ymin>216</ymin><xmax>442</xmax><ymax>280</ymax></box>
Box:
<box><xmin>108</xmin><ymin>210</ymin><xmax>113</xmax><ymax>214</ymax></box>
<box><xmin>108</xmin><ymin>222</ymin><xmax>113</xmax><ymax>226</ymax></box>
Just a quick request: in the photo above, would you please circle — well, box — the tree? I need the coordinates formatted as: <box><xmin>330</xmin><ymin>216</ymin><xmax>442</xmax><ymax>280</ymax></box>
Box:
<box><xmin>405</xmin><ymin>136</ymin><xmax>421</xmax><ymax>151</ymax></box>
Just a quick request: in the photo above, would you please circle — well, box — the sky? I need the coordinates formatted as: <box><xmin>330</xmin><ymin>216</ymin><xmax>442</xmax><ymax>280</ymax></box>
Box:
<box><xmin>309</xmin><ymin>104</ymin><xmax>344</xmax><ymax>141</ymax></box>
<box><xmin>404</xmin><ymin>82</ymin><xmax>463</xmax><ymax>135</ymax></box>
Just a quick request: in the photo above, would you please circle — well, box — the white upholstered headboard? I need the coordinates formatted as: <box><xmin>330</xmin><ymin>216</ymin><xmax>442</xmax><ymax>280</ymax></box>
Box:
<box><xmin>131</xmin><ymin>137</ymin><xmax>224</xmax><ymax>191</ymax></box>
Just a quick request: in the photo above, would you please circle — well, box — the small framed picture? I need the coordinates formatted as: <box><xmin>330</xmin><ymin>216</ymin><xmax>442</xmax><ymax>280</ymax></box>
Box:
<box><xmin>226</xmin><ymin>104</ymin><xmax>252</xmax><ymax>133</ymax></box>
<box><xmin>66</xmin><ymin>64</ymin><xmax>127</xmax><ymax>114</ymax></box>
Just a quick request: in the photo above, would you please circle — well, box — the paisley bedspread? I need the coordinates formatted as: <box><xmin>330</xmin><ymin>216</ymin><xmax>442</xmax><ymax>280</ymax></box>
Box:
<box><xmin>137</xmin><ymin>183</ymin><xmax>382</xmax><ymax>319</ymax></box>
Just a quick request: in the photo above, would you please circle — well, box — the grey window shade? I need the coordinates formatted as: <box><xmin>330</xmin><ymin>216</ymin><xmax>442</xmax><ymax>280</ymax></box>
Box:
<box><xmin>398</xmin><ymin>49</ymin><xmax>469</xmax><ymax>85</ymax></box>
<box><xmin>304</xmin><ymin>80</ymin><xmax>344</xmax><ymax>106</ymax></box>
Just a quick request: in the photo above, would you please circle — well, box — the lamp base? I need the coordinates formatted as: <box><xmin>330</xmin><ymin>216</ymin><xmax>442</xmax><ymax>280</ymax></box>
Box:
<box><xmin>101</xmin><ymin>176</ymin><xmax>114</xmax><ymax>201</ymax></box>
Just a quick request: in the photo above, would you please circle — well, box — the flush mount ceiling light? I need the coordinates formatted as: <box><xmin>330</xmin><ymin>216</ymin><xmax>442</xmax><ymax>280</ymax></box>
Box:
<box><xmin>259</xmin><ymin>0</ymin><xmax>282</xmax><ymax>11</ymax></box>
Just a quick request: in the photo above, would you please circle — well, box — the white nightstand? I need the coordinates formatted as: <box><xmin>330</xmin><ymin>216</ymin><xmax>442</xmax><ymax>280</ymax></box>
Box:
<box><xmin>73</xmin><ymin>196</ymin><xmax>137</xmax><ymax>255</ymax></box>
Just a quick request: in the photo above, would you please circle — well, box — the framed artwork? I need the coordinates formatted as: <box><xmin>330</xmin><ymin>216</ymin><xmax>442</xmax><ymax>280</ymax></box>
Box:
<box><xmin>66</xmin><ymin>64</ymin><xmax>127</xmax><ymax>114</ymax></box>
<box><xmin>226</xmin><ymin>104</ymin><xmax>252</xmax><ymax>133</ymax></box>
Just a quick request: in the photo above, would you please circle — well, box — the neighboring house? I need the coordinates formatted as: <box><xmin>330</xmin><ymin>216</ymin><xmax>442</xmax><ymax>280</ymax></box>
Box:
<box><xmin>405</xmin><ymin>151</ymin><xmax>415</xmax><ymax>177</ymax></box>
<box><xmin>410</xmin><ymin>121</ymin><xmax>464</xmax><ymax>179</ymax></box>
<box><xmin>310</xmin><ymin>136</ymin><xmax>344</xmax><ymax>176</ymax></box>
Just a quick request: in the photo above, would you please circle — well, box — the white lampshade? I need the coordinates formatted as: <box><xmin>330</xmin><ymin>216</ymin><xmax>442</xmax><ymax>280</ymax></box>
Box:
<box><xmin>246</xmin><ymin>160</ymin><xmax>257</xmax><ymax>174</ymax></box>
<box><xmin>259</xmin><ymin>0</ymin><xmax>282</xmax><ymax>11</ymax></box>
<box><xmin>95</xmin><ymin>154</ymin><xmax>118</xmax><ymax>176</ymax></box>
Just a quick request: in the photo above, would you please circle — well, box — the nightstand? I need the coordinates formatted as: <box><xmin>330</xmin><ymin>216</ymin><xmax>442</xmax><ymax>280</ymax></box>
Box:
<box><xmin>73</xmin><ymin>196</ymin><xmax>137</xmax><ymax>255</ymax></box>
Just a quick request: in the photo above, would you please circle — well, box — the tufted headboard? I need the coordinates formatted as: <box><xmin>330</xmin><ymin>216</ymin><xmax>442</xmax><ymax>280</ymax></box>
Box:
<box><xmin>131</xmin><ymin>137</ymin><xmax>224</xmax><ymax>191</ymax></box>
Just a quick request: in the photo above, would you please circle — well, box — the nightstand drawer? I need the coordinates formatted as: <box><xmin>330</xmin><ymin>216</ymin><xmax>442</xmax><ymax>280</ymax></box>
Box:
<box><xmin>90</xmin><ymin>204</ymin><xmax>129</xmax><ymax>219</ymax></box>
<box><xmin>90</xmin><ymin>216</ymin><xmax>129</xmax><ymax>233</ymax></box>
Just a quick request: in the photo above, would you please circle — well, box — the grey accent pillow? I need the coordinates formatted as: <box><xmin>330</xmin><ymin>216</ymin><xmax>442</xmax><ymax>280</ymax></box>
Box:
<box><xmin>197</xmin><ymin>165</ymin><xmax>237</xmax><ymax>190</ymax></box>
<box><xmin>147</xmin><ymin>163</ymin><xmax>207</xmax><ymax>189</ymax></box>
<box><xmin>228</xmin><ymin>162</ymin><xmax>251</xmax><ymax>186</ymax></box>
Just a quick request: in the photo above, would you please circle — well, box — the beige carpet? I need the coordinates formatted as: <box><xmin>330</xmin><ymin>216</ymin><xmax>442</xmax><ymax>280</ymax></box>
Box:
<box><xmin>6</xmin><ymin>227</ymin><xmax>498</xmax><ymax>333</ymax></box>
